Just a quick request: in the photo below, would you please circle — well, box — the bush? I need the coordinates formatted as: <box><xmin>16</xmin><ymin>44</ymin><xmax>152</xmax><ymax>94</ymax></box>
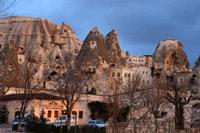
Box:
<box><xmin>81</xmin><ymin>126</ymin><xmax>106</xmax><ymax>133</ymax></box>
<box><xmin>0</xmin><ymin>105</ymin><xmax>9</xmax><ymax>123</ymax></box>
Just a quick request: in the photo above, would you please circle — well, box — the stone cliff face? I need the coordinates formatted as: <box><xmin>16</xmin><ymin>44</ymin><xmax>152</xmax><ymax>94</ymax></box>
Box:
<box><xmin>0</xmin><ymin>16</ymin><xmax>194</xmax><ymax>94</ymax></box>
<box><xmin>0</xmin><ymin>16</ymin><xmax>82</xmax><ymax>87</ymax></box>
<box><xmin>75</xmin><ymin>27</ymin><xmax>109</xmax><ymax>70</ymax></box>
<box><xmin>105</xmin><ymin>29</ymin><xmax>126</xmax><ymax>67</ymax></box>
<box><xmin>75</xmin><ymin>28</ymin><xmax>127</xmax><ymax>94</ymax></box>
<box><xmin>153</xmin><ymin>39</ymin><xmax>190</xmax><ymax>75</ymax></box>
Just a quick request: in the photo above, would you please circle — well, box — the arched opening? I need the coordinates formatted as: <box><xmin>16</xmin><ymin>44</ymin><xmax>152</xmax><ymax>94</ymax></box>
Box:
<box><xmin>15</xmin><ymin>111</ymin><xmax>20</xmax><ymax>117</ymax></box>
<box><xmin>55</xmin><ymin>55</ymin><xmax>61</xmax><ymax>60</ymax></box>
<box><xmin>50</xmin><ymin>71</ymin><xmax>58</xmax><ymax>76</ymax></box>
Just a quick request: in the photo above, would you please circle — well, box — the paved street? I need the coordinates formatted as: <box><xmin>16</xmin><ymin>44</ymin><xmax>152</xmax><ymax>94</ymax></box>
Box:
<box><xmin>0</xmin><ymin>124</ymin><xmax>14</xmax><ymax>133</ymax></box>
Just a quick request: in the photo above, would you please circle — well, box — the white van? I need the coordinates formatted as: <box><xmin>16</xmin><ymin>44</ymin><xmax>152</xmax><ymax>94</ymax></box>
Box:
<box><xmin>54</xmin><ymin>115</ymin><xmax>78</xmax><ymax>127</ymax></box>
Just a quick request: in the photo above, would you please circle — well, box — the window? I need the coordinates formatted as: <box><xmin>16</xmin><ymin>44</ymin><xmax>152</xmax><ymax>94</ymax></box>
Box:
<box><xmin>129</xmin><ymin>59</ymin><xmax>131</xmax><ymax>62</ymax></box>
<box><xmin>72</xmin><ymin>111</ymin><xmax>77</xmax><ymax>115</ymax></box>
<box><xmin>8</xmin><ymin>64</ymin><xmax>13</xmax><ymax>71</ymax></box>
<box><xmin>79</xmin><ymin>111</ymin><xmax>83</xmax><ymax>119</ymax></box>
<box><xmin>55</xmin><ymin>55</ymin><xmax>61</xmax><ymax>60</ymax></box>
<box><xmin>117</xmin><ymin>73</ymin><xmax>120</xmax><ymax>77</ymax></box>
<box><xmin>74</xmin><ymin>48</ymin><xmax>78</xmax><ymax>53</ymax></box>
<box><xmin>112</xmin><ymin>72</ymin><xmax>115</xmax><ymax>77</ymax></box>
<box><xmin>47</xmin><ymin>110</ymin><xmax>52</xmax><ymax>118</ymax></box>
<box><xmin>91</xmin><ymin>41</ymin><xmax>96</xmax><ymax>45</ymax></box>
<box><xmin>90</xmin><ymin>41</ymin><xmax>97</xmax><ymax>49</ymax></box>
<box><xmin>128</xmin><ymin>73</ymin><xmax>131</xmax><ymax>78</ymax></box>
<box><xmin>124</xmin><ymin>73</ymin><xmax>127</xmax><ymax>77</ymax></box>
<box><xmin>62</xmin><ymin>110</ymin><xmax>66</xmax><ymax>115</ymax></box>
<box><xmin>54</xmin><ymin>110</ymin><xmax>59</xmax><ymax>118</ymax></box>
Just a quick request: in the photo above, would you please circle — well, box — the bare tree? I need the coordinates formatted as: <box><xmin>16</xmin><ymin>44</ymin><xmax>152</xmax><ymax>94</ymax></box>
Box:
<box><xmin>165</xmin><ymin>74</ymin><xmax>192</xmax><ymax>130</ymax></box>
<box><xmin>105</xmin><ymin>79</ymin><xmax>129</xmax><ymax>133</ymax></box>
<box><xmin>123</xmin><ymin>74</ymin><xmax>147</xmax><ymax>133</ymax></box>
<box><xmin>55</xmin><ymin>68</ymin><xmax>88</xmax><ymax>130</ymax></box>
<box><xmin>15</xmin><ymin>61</ymin><xmax>41</xmax><ymax>118</ymax></box>
<box><xmin>146</xmin><ymin>79</ymin><xmax>167</xmax><ymax>133</ymax></box>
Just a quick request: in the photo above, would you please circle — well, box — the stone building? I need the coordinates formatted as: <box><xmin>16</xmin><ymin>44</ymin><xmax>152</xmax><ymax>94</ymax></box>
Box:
<box><xmin>0</xmin><ymin>93</ymin><xmax>103</xmax><ymax>125</ymax></box>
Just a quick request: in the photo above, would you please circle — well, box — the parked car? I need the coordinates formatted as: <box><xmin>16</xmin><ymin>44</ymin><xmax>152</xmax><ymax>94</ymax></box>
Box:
<box><xmin>54</xmin><ymin>115</ymin><xmax>78</xmax><ymax>127</ymax></box>
<box><xmin>12</xmin><ymin>116</ymin><xmax>27</xmax><ymax>131</ymax></box>
<box><xmin>87</xmin><ymin>120</ymin><xmax>108</xmax><ymax>128</ymax></box>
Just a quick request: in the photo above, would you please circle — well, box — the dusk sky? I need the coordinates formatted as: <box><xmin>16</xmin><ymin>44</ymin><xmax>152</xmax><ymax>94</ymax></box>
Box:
<box><xmin>8</xmin><ymin>0</ymin><xmax>200</xmax><ymax>66</ymax></box>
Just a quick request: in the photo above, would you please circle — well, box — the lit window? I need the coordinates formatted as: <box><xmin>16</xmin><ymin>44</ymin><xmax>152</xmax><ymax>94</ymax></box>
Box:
<box><xmin>47</xmin><ymin>110</ymin><xmax>52</xmax><ymax>118</ymax></box>
<box><xmin>54</xmin><ymin>110</ymin><xmax>59</xmax><ymax>118</ymax></box>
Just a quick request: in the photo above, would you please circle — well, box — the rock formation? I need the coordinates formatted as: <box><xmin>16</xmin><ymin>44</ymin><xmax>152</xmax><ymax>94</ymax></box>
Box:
<box><xmin>75</xmin><ymin>28</ymin><xmax>127</xmax><ymax>94</ymax></box>
<box><xmin>0</xmin><ymin>16</ymin><xmax>195</xmax><ymax>94</ymax></box>
<box><xmin>153</xmin><ymin>39</ymin><xmax>190</xmax><ymax>75</ymax></box>
<box><xmin>0</xmin><ymin>16</ymin><xmax>82</xmax><ymax>87</ymax></box>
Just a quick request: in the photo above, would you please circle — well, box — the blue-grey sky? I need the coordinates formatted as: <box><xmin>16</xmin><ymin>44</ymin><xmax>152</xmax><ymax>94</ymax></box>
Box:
<box><xmin>8</xmin><ymin>0</ymin><xmax>200</xmax><ymax>65</ymax></box>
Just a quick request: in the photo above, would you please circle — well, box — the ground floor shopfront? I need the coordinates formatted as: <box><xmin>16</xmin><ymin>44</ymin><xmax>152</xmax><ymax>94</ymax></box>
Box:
<box><xmin>0</xmin><ymin>93</ymin><xmax>103</xmax><ymax>125</ymax></box>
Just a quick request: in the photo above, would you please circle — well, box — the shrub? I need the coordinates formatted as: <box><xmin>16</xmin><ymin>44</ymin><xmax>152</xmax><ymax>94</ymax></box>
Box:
<box><xmin>0</xmin><ymin>105</ymin><xmax>9</xmax><ymax>123</ymax></box>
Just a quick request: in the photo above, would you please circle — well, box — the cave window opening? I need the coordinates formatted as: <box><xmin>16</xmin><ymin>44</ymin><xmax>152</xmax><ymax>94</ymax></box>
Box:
<box><xmin>74</xmin><ymin>49</ymin><xmax>78</xmax><ymax>53</ymax></box>
<box><xmin>8</xmin><ymin>64</ymin><xmax>13</xmax><ymax>71</ymax></box>
<box><xmin>112</xmin><ymin>72</ymin><xmax>115</xmax><ymax>77</ymax></box>
<box><xmin>59</xmin><ymin>45</ymin><xmax>62</xmax><ymax>49</ymax></box>
<box><xmin>124</xmin><ymin>73</ymin><xmax>127</xmax><ymax>77</ymax></box>
<box><xmin>55</xmin><ymin>55</ymin><xmax>61</xmax><ymax>61</ymax></box>
<box><xmin>128</xmin><ymin>73</ymin><xmax>131</xmax><ymax>78</ymax></box>
<box><xmin>110</xmin><ymin>63</ymin><xmax>115</xmax><ymax>67</ymax></box>
<box><xmin>50</xmin><ymin>71</ymin><xmax>58</xmax><ymax>76</ymax></box>
<box><xmin>117</xmin><ymin>72</ymin><xmax>120</xmax><ymax>78</ymax></box>
<box><xmin>19</xmin><ymin>58</ymin><xmax>22</xmax><ymax>63</ymax></box>
<box><xmin>40</xmin><ymin>41</ymin><xmax>45</xmax><ymax>48</ymax></box>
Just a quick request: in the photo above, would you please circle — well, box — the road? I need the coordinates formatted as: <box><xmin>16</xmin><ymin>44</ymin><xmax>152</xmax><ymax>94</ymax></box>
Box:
<box><xmin>0</xmin><ymin>124</ymin><xmax>14</xmax><ymax>133</ymax></box>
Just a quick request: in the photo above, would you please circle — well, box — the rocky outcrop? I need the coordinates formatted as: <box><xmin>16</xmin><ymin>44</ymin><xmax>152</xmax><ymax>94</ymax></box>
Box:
<box><xmin>75</xmin><ymin>28</ymin><xmax>127</xmax><ymax>71</ymax></box>
<box><xmin>75</xmin><ymin>27</ymin><xmax>109</xmax><ymax>71</ymax></box>
<box><xmin>75</xmin><ymin>28</ymin><xmax>127</xmax><ymax>94</ymax></box>
<box><xmin>153</xmin><ymin>39</ymin><xmax>190</xmax><ymax>75</ymax></box>
<box><xmin>105</xmin><ymin>29</ymin><xmax>126</xmax><ymax>67</ymax></box>
<box><xmin>0</xmin><ymin>16</ymin><xmax>82</xmax><ymax>87</ymax></box>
